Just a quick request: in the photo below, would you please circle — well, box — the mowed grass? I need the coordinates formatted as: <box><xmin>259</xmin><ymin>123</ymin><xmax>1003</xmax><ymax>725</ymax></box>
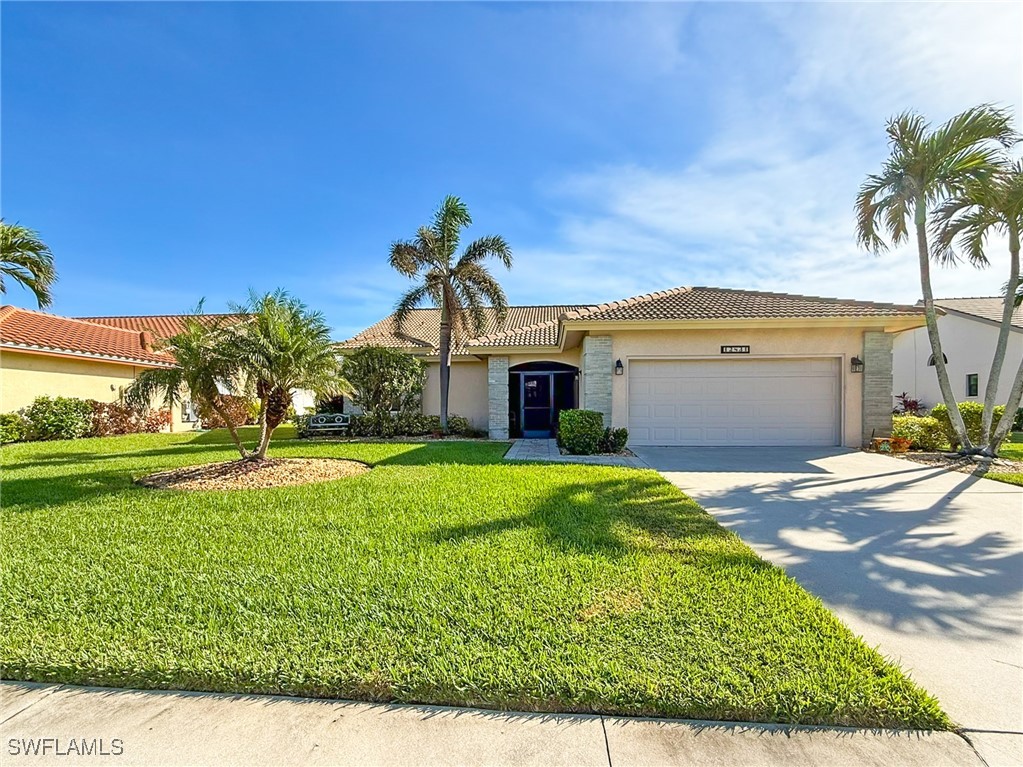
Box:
<box><xmin>991</xmin><ymin>432</ymin><xmax>1023</xmax><ymax>485</ymax></box>
<box><xmin>1</xmin><ymin>432</ymin><xmax>948</xmax><ymax>728</ymax></box>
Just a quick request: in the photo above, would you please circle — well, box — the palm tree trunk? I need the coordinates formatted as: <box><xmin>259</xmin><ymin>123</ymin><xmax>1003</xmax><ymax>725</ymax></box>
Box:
<box><xmin>438</xmin><ymin>296</ymin><xmax>451</xmax><ymax>434</ymax></box>
<box><xmin>916</xmin><ymin>209</ymin><xmax>971</xmax><ymax>450</ymax></box>
<box><xmin>982</xmin><ymin>227</ymin><xmax>1020</xmax><ymax>453</ymax></box>
<box><xmin>209</xmin><ymin>396</ymin><xmax>251</xmax><ymax>459</ymax></box>
<box><xmin>988</xmin><ymin>228</ymin><xmax>1023</xmax><ymax>452</ymax></box>
<box><xmin>253</xmin><ymin>388</ymin><xmax>289</xmax><ymax>460</ymax></box>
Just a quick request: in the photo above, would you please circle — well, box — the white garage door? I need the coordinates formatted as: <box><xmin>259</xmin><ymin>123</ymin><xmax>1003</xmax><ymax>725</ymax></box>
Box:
<box><xmin>628</xmin><ymin>358</ymin><xmax>840</xmax><ymax>446</ymax></box>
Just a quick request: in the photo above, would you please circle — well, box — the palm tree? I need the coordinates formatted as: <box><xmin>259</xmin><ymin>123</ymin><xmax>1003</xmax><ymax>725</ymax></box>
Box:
<box><xmin>126</xmin><ymin>313</ymin><xmax>251</xmax><ymax>458</ymax></box>
<box><xmin>230</xmin><ymin>290</ymin><xmax>347</xmax><ymax>460</ymax></box>
<box><xmin>934</xmin><ymin>159</ymin><xmax>1023</xmax><ymax>453</ymax></box>
<box><xmin>1</xmin><ymin>220</ymin><xmax>57</xmax><ymax>308</ymax></box>
<box><xmin>856</xmin><ymin>105</ymin><xmax>1016</xmax><ymax>451</ymax></box>
<box><xmin>389</xmin><ymin>196</ymin><xmax>513</xmax><ymax>432</ymax></box>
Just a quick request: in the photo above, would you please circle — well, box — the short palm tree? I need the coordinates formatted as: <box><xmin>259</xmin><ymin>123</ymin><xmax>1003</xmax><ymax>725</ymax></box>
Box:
<box><xmin>230</xmin><ymin>290</ymin><xmax>347</xmax><ymax>460</ymax></box>
<box><xmin>935</xmin><ymin>159</ymin><xmax>1023</xmax><ymax>452</ymax></box>
<box><xmin>1</xmin><ymin>220</ymin><xmax>57</xmax><ymax>308</ymax></box>
<box><xmin>856</xmin><ymin>105</ymin><xmax>1016</xmax><ymax>451</ymax></box>
<box><xmin>389</xmin><ymin>196</ymin><xmax>512</xmax><ymax>432</ymax></box>
<box><xmin>126</xmin><ymin>313</ymin><xmax>251</xmax><ymax>458</ymax></box>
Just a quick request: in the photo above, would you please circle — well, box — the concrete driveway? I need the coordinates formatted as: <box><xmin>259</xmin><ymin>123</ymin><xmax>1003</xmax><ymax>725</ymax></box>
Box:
<box><xmin>633</xmin><ymin>446</ymin><xmax>1023</xmax><ymax>767</ymax></box>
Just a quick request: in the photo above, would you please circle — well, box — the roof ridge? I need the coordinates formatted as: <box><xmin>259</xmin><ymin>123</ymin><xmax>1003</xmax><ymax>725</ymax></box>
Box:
<box><xmin>78</xmin><ymin>312</ymin><xmax>241</xmax><ymax>320</ymax></box>
<box><xmin>933</xmin><ymin>296</ymin><xmax>1004</xmax><ymax>302</ymax></box>
<box><xmin>562</xmin><ymin>286</ymin><xmax>694</xmax><ymax>321</ymax></box>
<box><xmin>689</xmin><ymin>286</ymin><xmax>921</xmax><ymax>312</ymax></box>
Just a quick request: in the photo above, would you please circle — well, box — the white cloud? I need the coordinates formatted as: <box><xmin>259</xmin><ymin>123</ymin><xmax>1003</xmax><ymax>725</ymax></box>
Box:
<box><xmin>525</xmin><ymin>2</ymin><xmax>1023</xmax><ymax>306</ymax></box>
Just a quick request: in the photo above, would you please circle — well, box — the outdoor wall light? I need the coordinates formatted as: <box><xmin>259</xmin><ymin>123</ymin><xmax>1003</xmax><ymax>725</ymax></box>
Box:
<box><xmin>614</xmin><ymin>359</ymin><xmax>624</xmax><ymax>375</ymax></box>
<box><xmin>850</xmin><ymin>356</ymin><xmax>865</xmax><ymax>373</ymax></box>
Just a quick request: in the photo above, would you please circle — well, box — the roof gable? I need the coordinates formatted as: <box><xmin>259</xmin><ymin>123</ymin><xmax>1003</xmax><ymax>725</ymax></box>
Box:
<box><xmin>932</xmin><ymin>297</ymin><xmax>1023</xmax><ymax>330</ymax></box>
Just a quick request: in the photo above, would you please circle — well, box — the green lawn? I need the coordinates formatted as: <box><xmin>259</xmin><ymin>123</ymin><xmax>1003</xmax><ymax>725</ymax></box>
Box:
<box><xmin>991</xmin><ymin>432</ymin><xmax>1023</xmax><ymax>486</ymax></box>
<box><xmin>1</xmin><ymin>432</ymin><xmax>947</xmax><ymax>728</ymax></box>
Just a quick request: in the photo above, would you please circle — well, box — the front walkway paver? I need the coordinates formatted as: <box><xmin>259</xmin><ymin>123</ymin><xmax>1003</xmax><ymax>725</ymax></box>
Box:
<box><xmin>505</xmin><ymin>438</ymin><xmax>647</xmax><ymax>467</ymax></box>
<box><xmin>633</xmin><ymin>446</ymin><xmax>1023</xmax><ymax>767</ymax></box>
<box><xmin>0</xmin><ymin>682</ymin><xmax>983</xmax><ymax>766</ymax></box>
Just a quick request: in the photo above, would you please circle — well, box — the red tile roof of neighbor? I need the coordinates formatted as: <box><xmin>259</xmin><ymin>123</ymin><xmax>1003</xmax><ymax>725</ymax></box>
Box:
<box><xmin>0</xmin><ymin>305</ymin><xmax>175</xmax><ymax>366</ymax></box>
<box><xmin>79</xmin><ymin>313</ymin><xmax>247</xmax><ymax>339</ymax></box>
<box><xmin>344</xmin><ymin>287</ymin><xmax>927</xmax><ymax>353</ymax></box>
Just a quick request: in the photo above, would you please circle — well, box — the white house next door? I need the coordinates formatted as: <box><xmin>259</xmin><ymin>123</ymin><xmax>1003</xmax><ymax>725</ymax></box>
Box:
<box><xmin>627</xmin><ymin>358</ymin><xmax>841</xmax><ymax>446</ymax></box>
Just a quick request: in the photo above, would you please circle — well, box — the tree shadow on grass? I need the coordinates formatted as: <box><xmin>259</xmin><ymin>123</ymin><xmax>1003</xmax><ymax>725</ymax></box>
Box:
<box><xmin>431</xmin><ymin>472</ymin><xmax>742</xmax><ymax>558</ymax></box>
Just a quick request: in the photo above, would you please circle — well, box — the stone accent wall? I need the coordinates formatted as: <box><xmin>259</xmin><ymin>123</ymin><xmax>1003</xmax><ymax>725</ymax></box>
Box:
<box><xmin>862</xmin><ymin>331</ymin><xmax>894</xmax><ymax>443</ymax></box>
<box><xmin>487</xmin><ymin>356</ymin><xmax>510</xmax><ymax>440</ymax></box>
<box><xmin>581</xmin><ymin>336</ymin><xmax>613</xmax><ymax>426</ymax></box>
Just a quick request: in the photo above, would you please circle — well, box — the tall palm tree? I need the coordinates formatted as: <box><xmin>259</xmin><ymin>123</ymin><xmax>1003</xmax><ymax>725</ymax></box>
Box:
<box><xmin>126</xmin><ymin>313</ymin><xmax>251</xmax><ymax>458</ymax></box>
<box><xmin>389</xmin><ymin>196</ymin><xmax>512</xmax><ymax>432</ymax></box>
<box><xmin>934</xmin><ymin>159</ymin><xmax>1023</xmax><ymax>453</ymax></box>
<box><xmin>856</xmin><ymin>105</ymin><xmax>1016</xmax><ymax>451</ymax></box>
<box><xmin>1</xmin><ymin>220</ymin><xmax>57</xmax><ymax>308</ymax></box>
<box><xmin>230</xmin><ymin>290</ymin><xmax>347</xmax><ymax>460</ymax></box>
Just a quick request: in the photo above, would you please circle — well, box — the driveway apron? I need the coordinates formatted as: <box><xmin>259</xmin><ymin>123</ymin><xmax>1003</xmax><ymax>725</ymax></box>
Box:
<box><xmin>633</xmin><ymin>446</ymin><xmax>1023</xmax><ymax>767</ymax></box>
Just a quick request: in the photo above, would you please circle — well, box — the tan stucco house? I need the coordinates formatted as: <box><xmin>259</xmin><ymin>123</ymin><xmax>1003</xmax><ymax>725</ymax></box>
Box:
<box><xmin>344</xmin><ymin>286</ymin><xmax>928</xmax><ymax>447</ymax></box>
<box><xmin>0</xmin><ymin>307</ymin><xmax>239</xmax><ymax>430</ymax></box>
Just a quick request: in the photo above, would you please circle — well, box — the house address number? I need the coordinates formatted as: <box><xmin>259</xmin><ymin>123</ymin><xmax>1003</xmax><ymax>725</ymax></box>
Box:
<box><xmin>720</xmin><ymin>345</ymin><xmax>750</xmax><ymax>354</ymax></box>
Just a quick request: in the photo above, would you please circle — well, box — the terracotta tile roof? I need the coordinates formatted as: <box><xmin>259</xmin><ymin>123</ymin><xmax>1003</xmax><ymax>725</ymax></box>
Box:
<box><xmin>932</xmin><ymin>297</ymin><xmax>1023</xmax><ymax>329</ymax></box>
<box><xmin>0</xmin><ymin>305</ymin><xmax>175</xmax><ymax>366</ymax></box>
<box><xmin>562</xmin><ymin>286</ymin><xmax>925</xmax><ymax>322</ymax></box>
<box><xmin>341</xmin><ymin>306</ymin><xmax>590</xmax><ymax>355</ymax></box>
<box><xmin>79</xmin><ymin>313</ymin><xmax>246</xmax><ymax>339</ymax></box>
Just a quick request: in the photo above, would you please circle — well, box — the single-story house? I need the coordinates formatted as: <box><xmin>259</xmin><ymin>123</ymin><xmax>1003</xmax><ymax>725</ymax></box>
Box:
<box><xmin>343</xmin><ymin>286</ymin><xmax>927</xmax><ymax>446</ymax></box>
<box><xmin>893</xmin><ymin>297</ymin><xmax>1023</xmax><ymax>408</ymax></box>
<box><xmin>0</xmin><ymin>306</ymin><xmax>197</xmax><ymax>429</ymax></box>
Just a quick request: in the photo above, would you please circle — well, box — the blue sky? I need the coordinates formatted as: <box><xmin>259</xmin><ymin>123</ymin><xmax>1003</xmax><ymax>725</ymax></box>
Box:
<box><xmin>2</xmin><ymin>2</ymin><xmax>1020</xmax><ymax>339</ymax></box>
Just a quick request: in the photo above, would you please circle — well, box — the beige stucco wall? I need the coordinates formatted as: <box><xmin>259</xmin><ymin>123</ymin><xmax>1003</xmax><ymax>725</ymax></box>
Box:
<box><xmin>606</xmin><ymin>327</ymin><xmax>869</xmax><ymax>447</ymax></box>
<box><xmin>422</xmin><ymin>359</ymin><xmax>490</xmax><ymax>429</ymax></box>
<box><xmin>0</xmin><ymin>350</ymin><xmax>196</xmax><ymax>432</ymax></box>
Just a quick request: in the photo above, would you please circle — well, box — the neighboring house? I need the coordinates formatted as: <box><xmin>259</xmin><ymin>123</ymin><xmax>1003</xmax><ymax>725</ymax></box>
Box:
<box><xmin>0</xmin><ymin>306</ymin><xmax>195</xmax><ymax>430</ymax></box>
<box><xmin>343</xmin><ymin>286</ymin><xmax>926</xmax><ymax>446</ymax></box>
<box><xmin>892</xmin><ymin>297</ymin><xmax>1023</xmax><ymax>409</ymax></box>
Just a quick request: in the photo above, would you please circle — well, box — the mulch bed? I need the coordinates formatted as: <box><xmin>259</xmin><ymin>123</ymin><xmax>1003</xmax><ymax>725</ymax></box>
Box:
<box><xmin>892</xmin><ymin>451</ymin><xmax>1023</xmax><ymax>476</ymax></box>
<box><xmin>138</xmin><ymin>458</ymin><xmax>370</xmax><ymax>491</ymax></box>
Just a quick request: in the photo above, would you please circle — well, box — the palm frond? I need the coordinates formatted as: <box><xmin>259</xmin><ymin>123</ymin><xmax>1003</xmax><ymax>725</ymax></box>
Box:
<box><xmin>432</xmin><ymin>196</ymin><xmax>472</xmax><ymax>260</ymax></box>
<box><xmin>0</xmin><ymin>220</ymin><xmax>57</xmax><ymax>308</ymax></box>
<box><xmin>456</xmin><ymin>235</ymin><xmax>513</xmax><ymax>271</ymax></box>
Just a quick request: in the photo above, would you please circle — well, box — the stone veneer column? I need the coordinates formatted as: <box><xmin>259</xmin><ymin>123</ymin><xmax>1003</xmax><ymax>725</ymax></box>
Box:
<box><xmin>861</xmin><ymin>331</ymin><xmax>894</xmax><ymax>443</ymax></box>
<box><xmin>487</xmin><ymin>356</ymin><xmax>510</xmax><ymax>440</ymax></box>
<box><xmin>582</xmin><ymin>335</ymin><xmax>613</xmax><ymax>427</ymax></box>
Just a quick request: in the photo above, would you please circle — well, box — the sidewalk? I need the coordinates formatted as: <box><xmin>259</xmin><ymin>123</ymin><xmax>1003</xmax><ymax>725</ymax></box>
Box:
<box><xmin>504</xmin><ymin>439</ymin><xmax>647</xmax><ymax>467</ymax></box>
<box><xmin>1</xmin><ymin>682</ymin><xmax>983</xmax><ymax>766</ymax></box>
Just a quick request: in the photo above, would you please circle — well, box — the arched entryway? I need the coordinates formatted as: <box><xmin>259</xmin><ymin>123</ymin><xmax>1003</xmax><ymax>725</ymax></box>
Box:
<box><xmin>509</xmin><ymin>361</ymin><xmax>579</xmax><ymax>438</ymax></box>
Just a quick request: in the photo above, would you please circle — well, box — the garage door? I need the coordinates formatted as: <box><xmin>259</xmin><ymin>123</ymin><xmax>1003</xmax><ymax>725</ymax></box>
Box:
<box><xmin>628</xmin><ymin>358</ymin><xmax>840</xmax><ymax>446</ymax></box>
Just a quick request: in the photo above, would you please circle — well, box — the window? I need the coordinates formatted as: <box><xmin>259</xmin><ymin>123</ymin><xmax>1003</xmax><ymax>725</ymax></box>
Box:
<box><xmin>966</xmin><ymin>374</ymin><xmax>979</xmax><ymax>397</ymax></box>
<box><xmin>181</xmin><ymin>400</ymin><xmax>196</xmax><ymax>423</ymax></box>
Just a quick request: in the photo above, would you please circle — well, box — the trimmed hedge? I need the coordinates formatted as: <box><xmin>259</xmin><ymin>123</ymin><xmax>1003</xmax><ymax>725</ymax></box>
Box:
<box><xmin>599</xmin><ymin>427</ymin><xmax>630</xmax><ymax>454</ymax></box>
<box><xmin>558</xmin><ymin>409</ymin><xmax>605</xmax><ymax>455</ymax></box>
<box><xmin>931</xmin><ymin>402</ymin><xmax>1005</xmax><ymax>449</ymax></box>
<box><xmin>341</xmin><ymin>411</ymin><xmax>480</xmax><ymax>438</ymax></box>
<box><xmin>891</xmin><ymin>415</ymin><xmax>945</xmax><ymax>451</ymax></box>
<box><xmin>22</xmin><ymin>396</ymin><xmax>93</xmax><ymax>441</ymax></box>
<box><xmin>195</xmin><ymin>395</ymin><xmax>257</xmax><ymax>429</ymax></box>
<box><xmin>90</xmin><ymin>401</ymin><xmax>170</xmax><ymax>437</ymax></box>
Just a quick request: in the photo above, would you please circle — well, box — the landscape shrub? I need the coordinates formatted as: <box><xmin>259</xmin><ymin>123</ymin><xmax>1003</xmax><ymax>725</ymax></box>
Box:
<box><xmin>347</xmin><ymin>411</ymin><xmax>476</xmax><ymax>438</ymax></box>
<box><xmin>891</xmin><ymin>415</ymin><xmax>945</xmax><ymax>451</ymax></box>
<box><xmin>599</xmin><ymin>427</ymin><xmax>630</xmax><ymax>454</ymax></box>
<box><xmin>892</xmin><ymin>392</ymin><xmax>927</xmax><ymax>415</ymax></box>
<box><xmin>315</xmin><ymin>395</ymin><xmax>346</xmax><ymax>414</ymax></box>
<box><xmin>930</xmin><ymin>402</ymin><xmax>1005</xmax><ymax>449</ymax></box>
<box><xmin>558</xmin><ymin>409</ymin><xmax>605</xmax><ymax>455</ymax></box>
<box><xmin>1014</xmin><ymin>407</ymin><xmax>1023</xmax><ymax>432</ymax></box>
<box><xmin>195</xmin><ymin>395</ymin><xmax>257</xmax><ymax>429</ymax></box>
<box><xmin>22</xmin><ymin>396</ymin><xmax>93</xmax><ymax>441</ymax></box>
<box><xmin>342</xmin><ymin>346</ymin><xmax>427</xmax><ymax>415</ymax></box>
<box><xmin>0</xmin><ymin>413</ymin><xmax>27</xmax><ymax>444</ymax></box>
<box><xmin>89</xmin><ymin>401</ymin><xmax>170</xmax><ymax>436</ymax></box>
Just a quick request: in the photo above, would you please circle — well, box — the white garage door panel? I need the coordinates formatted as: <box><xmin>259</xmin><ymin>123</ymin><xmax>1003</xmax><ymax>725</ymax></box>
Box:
<box><xmin>628</xmin><ymin>358</ymin><xmax>840</xmax><ymax>446</ymax></box>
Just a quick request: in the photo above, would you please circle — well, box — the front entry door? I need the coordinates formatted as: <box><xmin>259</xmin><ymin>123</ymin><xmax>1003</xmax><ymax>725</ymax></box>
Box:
<box><xmin>521</xmin><ymin>373</ymin><xmax>553</xmax><ymax>438</ymax></box>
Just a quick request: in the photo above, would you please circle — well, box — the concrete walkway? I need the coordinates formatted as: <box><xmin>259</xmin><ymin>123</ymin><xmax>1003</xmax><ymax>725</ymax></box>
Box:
<box><xmin>0</xmin><ymin>681</ymin><xmax>982</xmax><ymax>766</ymax></box>
<box><xmin>633</xmin><ymin>446</ymin><xmax>1023</xmax><ymax>767</ymax></box>
<box><xmin>504</xmin><ymin>438</ymin><xmax>647</xmax><ymax>467</ymax></box>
